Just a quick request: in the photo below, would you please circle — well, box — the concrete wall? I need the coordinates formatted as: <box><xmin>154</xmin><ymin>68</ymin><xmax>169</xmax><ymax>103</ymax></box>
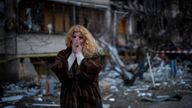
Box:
<box><xmin>5</xmin><ymin>33</ymin><xmax>17</xmax><ymax>55</ymax></box>
<box><xmin>17</xmin><ymin>34</ymin><xmax>66</xmax><ymax>55</ymax></box>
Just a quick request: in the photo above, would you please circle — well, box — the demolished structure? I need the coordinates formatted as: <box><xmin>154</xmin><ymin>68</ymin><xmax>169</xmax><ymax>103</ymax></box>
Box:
<box><xmin>0</xmin><ymin>0</ymin><xmax>192</xmax><ymax>107</ymax></box>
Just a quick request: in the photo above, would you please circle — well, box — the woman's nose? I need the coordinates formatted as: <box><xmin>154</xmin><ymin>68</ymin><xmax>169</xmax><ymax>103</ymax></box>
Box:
<box><xmin>74</xmin><ymin>38</ymin><xmax>80</xmax><ymax>41</ymax></box>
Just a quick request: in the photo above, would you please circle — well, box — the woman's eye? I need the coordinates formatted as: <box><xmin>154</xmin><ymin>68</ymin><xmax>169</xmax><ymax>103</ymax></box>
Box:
<box><xmin>79</xmin><ymin>36</ymin><xmax>83</xmax><ymax>39</ymax></box>
<box><xmin>73</xmin><ymin>36</ymin><xmax>76</xmax><ymax>38</ymax></box>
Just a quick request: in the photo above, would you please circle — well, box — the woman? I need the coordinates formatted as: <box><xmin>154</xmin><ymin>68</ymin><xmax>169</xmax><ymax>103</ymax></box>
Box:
<box><xmin>51</xmin><ymin>25</ymin><xmax>103</xmax><ymax>108</ymax></box>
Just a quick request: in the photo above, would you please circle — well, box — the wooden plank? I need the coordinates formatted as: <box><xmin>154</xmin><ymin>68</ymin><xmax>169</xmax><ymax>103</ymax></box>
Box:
<box><xmin>64</xmin><ymin>9</ymin><xmax>72</xmax><ymax>31</ymax></box>
<box><xmin>44</xmin><ymin>11</ymin><xmax>53</xmax><ymax>32</ymax></box>
<box><xmin>54</xmin><ymin>13</ymin><xmax>64</xmax><ymax>33</ymax></box>
<box><xmin>118</xmin><ymin>19</ymin><xmax>128</xmax><ymax>35</ymax></box>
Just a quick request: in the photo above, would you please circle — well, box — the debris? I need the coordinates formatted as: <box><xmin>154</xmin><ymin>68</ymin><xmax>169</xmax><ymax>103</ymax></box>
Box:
<box><xmin>2</xmin><ymin>95</ymin><xmax>23</xmax><ymax>102</ymax></box>
<box><xmin>2</xmin><ymin>106</ymin><xmax>16</xmax><ymax>108</ymax></box>
<box><xmin>141</xmin><ymin>94</ymin><xmax>182</xmax><ymax>102</ymax></box>
<box><xmin>103</xmin><ymin>104</ymin><xmax>110</xmax><ymax>108</ymax></box>
<box><xmin>34</xmin><ymin>97</ymin><xmax>43</xmax><ymax>102</ymax></box>
<box><xmin>48</xmin><ymin>76</ymin><xmax>57</xmax><ymax>96</ymax></box>
<box><xmin>137</xmin><ymin>92</ymin><xmax>152</xmax><ymax>97</ymax></box>
<box><xmin>103</xmin><ymin>94</ymin><xmax>113</xmax><ymax>101</ymax></box>
<box><xmin>175</xmin><ymin>90</ymin><xmax>192</xmax><ymax>94</ymax></box>
<box><xmin>32</xmin><ymin>103</ymin><xmax>60</xmax><ymax>107</ymax></box>
<box><xmin>146</xmin><ymin>53</ymin><xmax>155</xmax><ymax>87</ymax></box>
<box><xmin>99</xmin><ymin>39</ymin><xmax>136</xmax><ymax>86</ymax></box>
<box><xmin>123</xmin><ymin>90</ymin><xmax>129</xmax><ymax>95</ymax></box>
<box><xmin>109</xmin><ymin>98</ymin><xmax>115</xmax><ymax>102</ymax></box>
<box><xmin>110</xmin><ymin>86</ymin><xmax>119</xmax><ymax>92</ymax></box>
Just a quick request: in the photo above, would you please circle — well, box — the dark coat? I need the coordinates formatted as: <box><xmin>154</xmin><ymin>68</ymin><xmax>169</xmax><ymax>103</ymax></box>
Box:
<box><xmin>51</xmin><ymin>48</ymin><xmax>102</xmax><ymax>108</ymax></box>
<box><xmin>165</xmin><ymin>43</ymin><xmax>177</xmax><ymax>60</ymax></box>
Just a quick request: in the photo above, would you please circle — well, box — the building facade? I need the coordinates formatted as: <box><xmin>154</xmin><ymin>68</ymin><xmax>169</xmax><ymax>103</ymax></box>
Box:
<box><xmin>0</xmin><ymin>0</ymin><xmax>111</xmax><ymax>82</ymax></box>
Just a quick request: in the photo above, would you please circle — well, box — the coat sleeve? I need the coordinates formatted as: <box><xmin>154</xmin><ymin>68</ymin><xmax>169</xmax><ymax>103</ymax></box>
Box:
<box><xmin>78</xmin><ymin>56</ymin><xmax>102</xmax><ymax>82</ymax></box>
<box><xmin>51</xmin><ymin>51</ymin><xmax>68</xmax><ymax>82</ymax></box>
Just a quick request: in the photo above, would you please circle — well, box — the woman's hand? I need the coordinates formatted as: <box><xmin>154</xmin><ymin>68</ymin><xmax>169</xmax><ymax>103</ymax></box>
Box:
<box><xmin>72</xmin><ymin>31</ymin><xmax>84</xmax><ymax>54</ymax></box>
<box><xmin>72</xmin><ymin>39</ymin><xmax>84</xmax><ymax>65</ymax></box>
<box><xmin>72</xmin><ymin>41</ymin><xmax>83</xmax><ymax>54</ymax></box>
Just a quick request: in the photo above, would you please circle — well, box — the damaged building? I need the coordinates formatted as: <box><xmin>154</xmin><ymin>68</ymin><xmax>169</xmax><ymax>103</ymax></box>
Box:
<box><xmin>0</xmin><ymin>0</ymin><xmax>111</xmax><ymax>82</ymax></box>
<box><xmin>110</xmin><ymin>0</ymin><xmax>192</xmax><ymax>62</ymax></box>
<box><xmin>0</xmin><ymin>0</ymin><xmax>192</xmax><ymax>82</ymax></box>
<box><xmin>0</xmin><ymin>0</ymin><xmax>192</xmax><ymax>108</ymax></box>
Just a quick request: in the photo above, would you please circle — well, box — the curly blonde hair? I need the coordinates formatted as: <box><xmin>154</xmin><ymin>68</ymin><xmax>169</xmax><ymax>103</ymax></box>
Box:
<box><xmin>66</xmin><ymin>25</ymin><xmax>98</xmax><ymax>57</ymax></box>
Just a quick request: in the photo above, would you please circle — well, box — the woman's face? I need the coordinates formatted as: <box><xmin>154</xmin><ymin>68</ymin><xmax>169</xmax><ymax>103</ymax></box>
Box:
<box><xmin>72</xmin><ymin>31</ymin><xmax>84</xmax><ymax>47</ymax></box>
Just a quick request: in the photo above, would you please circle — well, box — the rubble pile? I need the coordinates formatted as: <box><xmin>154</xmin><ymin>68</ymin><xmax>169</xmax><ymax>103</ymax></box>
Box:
<box><xmin>1</xmin><ymin>53</ymin><xmax>192</xmax><ymax>108</ymax></box>
<box><xmin>99</xmin><ymin>55</ymin><xmax>192</xmax><ymax>108</ymax></box>
<box><xmin>0</xmin><ymin>77</ymin><xmax>60</xmax><ymax>108</ymax></box>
